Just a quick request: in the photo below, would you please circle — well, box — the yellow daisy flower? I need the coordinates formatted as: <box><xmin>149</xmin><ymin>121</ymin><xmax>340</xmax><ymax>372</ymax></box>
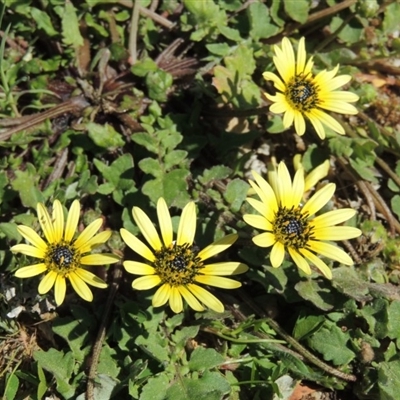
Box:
<box><xmin>243</xmin><ymin>162</ymin><xmax>362</xmax><ymax>279</ymax></box>
<box><xmin>120</xmin><ymin>198</ymin><xmax>248</xmax><ymax>313</ymax></box>
<box><xmin>11</xmin><ymin>200</ymin><xmax>119</xmax><ymax>306</ymax></box>
<box><xmin>263</xmin><ymin>37</ymin><xmax>359</xmax><ymax>139</ymax></box>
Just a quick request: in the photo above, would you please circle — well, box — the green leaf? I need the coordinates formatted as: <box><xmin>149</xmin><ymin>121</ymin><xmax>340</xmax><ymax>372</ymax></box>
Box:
<box><xmin>94</xmin><ymin>154</ymin><xmax>135</xmax><ymax>189</ymax></box>
<box><xmin>37</xmin><ymin>363</ymin><xmax>48</xmax><ymax>400</ymax></box>
<box><xmin>31</xmin><ymin>8</ymin><xmax>58</xmax><ymax>36</ymax></box>
<box><xmin>166</xmin><ymin>371</ymin><xmax>230</xmax><ymax>400</ymax></box>
<box><xmin>391</xmin><ymin>195</ymin><xmax>400</xmax><ymax>220</ymax></box>
<box><xmin>295</xmin><ymin>280</ymin><xmax>335</xmax><ymax>311</ymax></box>
<box><xmin>97</xmin><ymin>345</ymin><xmax>121</xmax><ymax>378</ymax></box>
<box><xmin>135</xmin><ymin>332</ymin><xmax>170</xmax><ymax>363</ymax></box>
<box><xmin>61</xmin><ymin>2</ymin><xmax>84</xmax><ymax>46</ymax></box>
<box><xmin>198</xmin><ymin>166</ymin><xmax>231</xmax><ymax>184</ymax></box>
<box><xmin>11</xmin><ymin>168</ymin><xmax>44</xmax><ymax>209</ymax></box>
<box><xmin>330</xmin><ymin>16</ymin><xmax>364</xmax><ymax>44</ymax></box>
<box><xmin>172</xmin><ymin>326</ymin><xmax>200</xmax><ymax>349</ymax></box>
<box><xmin>139</xmin><ymin>158</ymin><xmax>163</xmax><ymax>178</ymax></box>
<box><xmin>206</xmin><ymin>43</ymin><xmax>231</xmax><ymax>57</ymax></box>
<box><xmin>218</xmin><ymin>25</ymin><xmax>242</xmax><ymax>42</ymax></box>
<box><xmin>247</xmin><ymin>2</ymin><xmax>278</xmax><ymax>39</ymax></box>
<box><xmin>0</xmin><ymin>222</ymin><xmax>20</xmax><ymax>241</ymax></box>
<box><xmin>4</xmin><ymin>373</ymin><xmax>19</xmax><ymax>400</ymax></box>
<box><xmin>308</xmin><ymin>323</ymin><xmax>356</xmax><ymax>365</ymax></box>
<box><xmin>164</xmin><ymin>150</ymin><xmax>188</xmax><ymax>170</ymax></box>
<box><xmin>223</xmin><ymin>179</ymin><xmax>249</xmax><ymax>212</ymax></box>
<box><xmin>332</xmin><ymin>267</ymin><xmax>372</xmax><ymax>302</ymax></box>
<box><xmin>387</xmin><ymin>301</ymin><xmax>400</xmax><ymax>340</ymax></box>
<box><xmin>142</xmin><ymin>169</ymin><xmax>191</xmax><ymax>207</ymax></box>
<box><xmin>292</xmin><ymin>315</ymin><xmax>325</xmax><ymax>341</ymax></box>
<box><xmin>358</xmin><ymin>298</ymin><xmax>389</xmax><ymax>339</ymax></box>
<box><xmin>188</xmin><ymin>347</ymin><xmax>225</xmax><ymax>371</ymax></box>
<box><xmin>76</xmin><ymin>375</ymin><xmax>119</xmax><ymax>400</ymax></box>
<box><xmin>52</xmin><ymin>317</ymin><xmax>90</xmax><ymax>363</ymax></box>
<box><xmin>146</xmin><ymin>70</ymin><xmax>173</xmax><ymax>102</ymax></box>
<box><xmin>284</xmin><ymin>0</ymin><xmax>310</xmax><ymax>23</ymax></box>
<box><xmin>131</xmin><ymin>132</ymin><xmax>158</xmax><ymax>153</ymax></box>
<box><xmin>140</xmin><ymin>373</ymin><xmax>171</xmax><ymax>400</ymax></box>
<box><xmin>378</xmin><ymin>360</ymin><xmax>400</xmax><ymax>400</ymax></box>
<box><xmin>86</xmin><ymin>122</ymin><xmax>125</xmax><ymax>149</ymax></box>
<box><xmin>33</xmin><ymin>349</ymin><xmax>75</xmax><ymax>398</ymax></box>
<box><xmin>382</xmin><ymin>2</ymin><xmax>400</xmax><ymax>34</ymax></box>
<box><xmin>131</xmin><ymin>58</ymin><xmax>158</xmax><ymax>77</ymax></box>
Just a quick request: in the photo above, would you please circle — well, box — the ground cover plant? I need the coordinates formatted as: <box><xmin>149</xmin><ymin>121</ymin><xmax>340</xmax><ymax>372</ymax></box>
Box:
<box><xmin>1</xmin><ymin>0</ymin><xmax>400</xmax><ymax>399</ymax></box>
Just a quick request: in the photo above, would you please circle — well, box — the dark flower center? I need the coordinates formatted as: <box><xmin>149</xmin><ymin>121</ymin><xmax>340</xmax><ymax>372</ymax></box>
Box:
<box><xmin>45</xmin><ymin>243</ymin><xmax>80</xmax><ymax>274</ymax></box>
<box><xmin>153</xmin><ymin>243</ymin><xmax>203</xmax><ymax>286</ymax></box>
<box><xmin>273</xmin><ymin>206</ymin><xmax>314</xmax><ymax>249</ymax></box>
<box><xmin>286</xmin><ymin>75</ymin><xmax>319</xmax><ymax>112</ymax></box>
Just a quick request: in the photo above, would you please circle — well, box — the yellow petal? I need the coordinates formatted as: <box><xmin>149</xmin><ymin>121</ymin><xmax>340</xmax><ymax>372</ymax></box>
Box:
<box><xmin>79</xmin><ymin>230</ymin><xmax>112</xmax><ymax>253</ymax></box>
<box><xmin>178</xmin><ymin>286</ymin><xmax>204</xmax><ymax>311</ymax></box>
<box><xmin>188</xmin><ymin>284</ymin><xmax>224</xmax><ymax>313</ymax></box>
<box><xmin>198</xmin><ymin>233</ymin><xmax>237</xmax><ymax>261</ymax></box>
<box><xmin>11</xmin><ymin>244</ymin><xmax>46</xmax><ymax>259</ymax></box>
<box><xmin>263</xmin><ymin>71</ymin><xmax>286</xmax><ymax>92</ymax></box>
<box><xmin>74</xmin><ymin>268</ymin><xmax>107</xmax><ymax>288</ymax></box>
<box><xmin>15</xmin><ymin>263</ymin><xmax>47</xmax><ymax>278</ymax></box>
<box><xmin>132</xmin><ymin>275</ymin><xmax>161</xmax><ymax>290</ymax></box>
<box><xmin>65</xmin><ymin>200</ymin><xmax>80</xmax><ymax>242</ymax></box>
<box><xmin>80</xmin><ymin>253</ymin><xmax>120</xmax><ymax>265</ymax></box>
<box><xmin>17</xmin><ymin>225</ymin><xmax>47</xmax><ymax>253</ymax></box>
<box><xmin>299</xmin><ymin>248</ymin><xmax>332</xmax><ymax>279</ymax></box>
<box><xmin>296</xmin><ymin>37</ymin><xmax>306</xmax><ymax>75</ymax></box>
<box><xmin>123</xmin><ymin>261</ymin><xmax>155</xmax><ymax>275</ymax></box>
<box><xmin>133</xmin><ymin>206</ymin><xmax>162</xmax><ymax>251</ymax></box>
<box><xmin>243</xmin><ymin>214</ymin><xmax>271</xmax><ymax>231</ymax></box>
<box><xmin>54</xmin><ymin>274</ymin><xmax>67</xmax><ymax>305</ymax></box>
<box><xmin>277</xmin><ymin>162</ymin><xmax>293</xmax><ymax>208</ymax></box>
<box><xmin>38</xmin><ymin>271</ymin><xmax>57</xmax><ymax>294</ymax></box>
<box><xmin>305</xmin><ymin>110</ymin><xmax>326</xmax><ymax>139</ymax></box>
<box><xmin>157</xmin><ymin>197</ymin><xmax>173</xmax><ymax>247</ymax></box>
<box><xmin>195</xmin><ymin>275</ymin><xmax>241</xmax><ymax>289</ymax></box>
<box><xmin>37</xmin><ymin>203</ymin><xmax>55</xmax><ymax>244</ymax></box>
<box><xmin>120</xmin><ymin>228</ymin><xmax>155</xmax><ymax>262</ymax></box>
<box><xmin>252</xmin><ymin>232</ymin><xmax>276</xmax><ymax>247</ymax></box>
<box><xmin>169</xmin><ymin>286</ymin><xmax>183</xmax><ymax>313</ymax></box>
<box><xmin>307</xmin><ymin>240</ymin><xmax>353</xmax><ymax>265</ymax></box>
<box><xmin>52</xmin><ymin>200</ymin><xmax>64</xmax><ymax>243</ymax></box>
<box><xmin>302</xmin><ymin>183</ymin><xmax>335</xmax><ymax>216</ymax></box>
<box><xmin>177</xmin><ymin>202</ymin><xmax>196</xmax><ymax>246</ymax></box>
<box><xmin>270</xmin><ymin>241</ymin><xmax>285</xmax><ymax>268</ymax></box>
<box><xmin>313</xmin><ymin>226</ymin><xmax>362</xmax><ymax>241</ymax></box>
<box><xmin>304</xmin><ymin>160</ymin><xmax>330</xmax><ymax>192</ymax></box>
<box><xmin>69</xmin><ymin>272</ymin><xmax>93</xmax><ymax>301</ymax></box>
<box><xmin>293</xmin><ymin>112</ymin><xmax>306</xmax><ymax>136</ymax></box>
<box><xmin>74</xmin><ymin>219</ymin><xmax>102</xmax><ymax>251</ymax></box>
<box><xmin>312</xmin><ymin>209</ymin><xmax>356</xmax><ymax>228</ymax></box>
<box><xmin>288</xmin><ymin>248</ymin><xmax>311</xmax><ymax>275</ymax></box>
<box><xmin>153</xmin><ymin>284</ymin><xmax>171</xmax><ymax>307</ymax></box>
<box><xmin>291</xmin><ymin>167</ymin><xmax>305</xmax><ymax>208</ymax></box>
<box><xmin>201</xmin><ymin>262</ymin><xmax>248</xmax><ymax>276</ymax></box>
<box><xmin>251</xmin><ymin>170</ymin><xmax>279</xmax><ymax>215</ymax></box>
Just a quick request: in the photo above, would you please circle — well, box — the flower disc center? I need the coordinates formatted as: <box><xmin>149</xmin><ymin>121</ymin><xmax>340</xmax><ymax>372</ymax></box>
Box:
<box><xmin>46</xmin><ymin>243</ymin><xmax>79</xmax><ymax>273</ymax></box>
<box><xmin>154</xmin><ymin>243</ymin><xmax>203</xmax><ymax>286</ymax></box>
<box><xmin>286</xmin><ymin>75</ymin><xmax>319</xmax><ymax>112</ymax></box>
<box><xmin>273</xmin><ymin>207</ymin><xmax>314</xmax><ymax>249</ymax></box>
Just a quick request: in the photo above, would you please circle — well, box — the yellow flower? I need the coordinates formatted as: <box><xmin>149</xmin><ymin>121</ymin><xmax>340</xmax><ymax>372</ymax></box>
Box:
<box><xmin>120</xmin><ymin>198</ymin><xmax>248</xmax><ymax>313</ymax></box>
<box><xmin>243</xmin><ymin>162</ymin><xmax>361</xmax><ymax>279</ymax></box>
<box><xmin>263</xmin><ymin>37</ymin><xmax>359</xmax><ymax>139</ymax></box>
<box><xmin>11</xmin><ymin>200</ymin><xmax>119</xmax><ymax>306</ymax></box>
